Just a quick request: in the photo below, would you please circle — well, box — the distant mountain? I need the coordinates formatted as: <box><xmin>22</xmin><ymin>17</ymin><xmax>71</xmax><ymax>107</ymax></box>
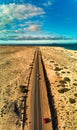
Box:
<box><xmin>15</xmin><ymin>36</ymin><xmax>72</xmax><ymax>40</ymax></box>
<box><xmin>0</xmin><ymin>35</ymin><xmax>72</xmax><ymax>41</ymax></box>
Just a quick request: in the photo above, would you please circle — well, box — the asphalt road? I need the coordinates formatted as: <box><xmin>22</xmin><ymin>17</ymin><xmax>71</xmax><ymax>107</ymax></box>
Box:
<box><xmin>31</xmin><ymin>49</ymin><xmax>43</xmax><ymax>130</ymax></box>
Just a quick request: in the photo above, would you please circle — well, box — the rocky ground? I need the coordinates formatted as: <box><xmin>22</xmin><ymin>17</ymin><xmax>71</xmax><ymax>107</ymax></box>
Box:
<box><xmin>40</xmin><ymin>47</ymin><xmax>77</xmax><ymax>130</ymax></box>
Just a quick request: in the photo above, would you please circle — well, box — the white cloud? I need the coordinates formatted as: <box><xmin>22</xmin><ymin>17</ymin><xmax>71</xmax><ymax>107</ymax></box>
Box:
<box><xmin>18</xmin><ymin>20</ymin><xmax>41</xmax><ymax>28</ymax></box>
<box><xmin>27</xmin><ymin>25</ymin><xmax>41</xmax><ymax>31</ymax></box>
<box><xmin>43</xmin><ymin>1</ymin><xmax>52</xmax><ymax>6</ymax></box>
<box><xmin>0</xmin><ymin>3</ymin><xmax>45</xmax><ymax>27</ymax></box>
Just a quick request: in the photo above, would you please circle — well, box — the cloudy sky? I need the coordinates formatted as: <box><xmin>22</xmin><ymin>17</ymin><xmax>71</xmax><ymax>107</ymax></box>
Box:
<box><xmin>0</xmin><ymin>0</ymin><xmax>77</xmax><ymax>40</ymax></box>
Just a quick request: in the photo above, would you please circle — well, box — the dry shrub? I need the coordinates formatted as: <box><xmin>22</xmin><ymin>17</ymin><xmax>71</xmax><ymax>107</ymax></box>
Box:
<box><xmin>58</xmin><ymin>88</ymin><xmax>70</xmax><ymax>93</ymax></box>
<box><xmin>69</xmin><ymin>98</ymin><xmax>76</xmax><ymax>104</ymax></box>
<box><xmin>74</xmin><ymin>93</ymin><xmax>77</xmax><ymax>97</ymax></box>
<box><xmin>54</xmin><ymin>67</ymin><xmax>62</xmax><ymax>71</ymax></box>
<box><xmin>19</xmin><ymin>85</ymin><xmax>28</xmax><ymax>93</ymax></box>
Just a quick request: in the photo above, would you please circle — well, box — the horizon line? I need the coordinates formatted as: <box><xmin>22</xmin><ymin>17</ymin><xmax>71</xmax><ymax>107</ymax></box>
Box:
<box><xmin>0</xmin><ymin>39</ymin><xmax>77</xmax><ymax>44</ymax></box>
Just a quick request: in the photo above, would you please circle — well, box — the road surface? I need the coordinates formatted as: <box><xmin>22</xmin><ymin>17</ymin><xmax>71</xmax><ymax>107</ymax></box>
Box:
<box><xmin>31</xmin><ymin>48</ymin><xmax>43</xmax><ymax>130</ymax></box>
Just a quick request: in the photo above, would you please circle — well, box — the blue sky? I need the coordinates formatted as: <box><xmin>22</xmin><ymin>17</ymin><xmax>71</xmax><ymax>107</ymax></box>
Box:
<box><xmin>0</xmin><ymin>0</ymin><xmax>77</xmax><ymax>40</ymax></box>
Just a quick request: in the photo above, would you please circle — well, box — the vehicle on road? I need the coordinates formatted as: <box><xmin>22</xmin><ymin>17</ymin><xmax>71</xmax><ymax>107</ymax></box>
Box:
<box><xmin>43</xmin><ymin>118</ymin><xmax>47</xmax><ymax>124</ymax></box>
<box><xmin>37</xmin><ymin>73</ymin><xmax>41</xmax><ymax>80</ymax></box>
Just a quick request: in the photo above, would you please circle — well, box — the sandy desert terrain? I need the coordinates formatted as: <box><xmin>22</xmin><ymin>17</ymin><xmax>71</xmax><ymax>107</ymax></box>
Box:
<box><xmin>0</xmin><ymin>46</ymin><xmax>35</xmax><ymax>130</ymax></box>
<box><xmin>0</xmin><ymin>46</ymin><xmax>77</xmax><ymax>130</ymax></box>
<box><xmin>40</xmin><ymin>47</ymin><xmax>77</xmax><ymax>130</ymax></box>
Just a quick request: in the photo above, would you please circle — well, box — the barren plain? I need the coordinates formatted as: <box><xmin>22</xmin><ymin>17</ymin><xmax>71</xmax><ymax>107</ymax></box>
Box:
<box><xmin>0</xmin><ymin>46</ymin><xmax>77</xmax><ymax>130</ymax></box>
<box><xmin>40</xmin><ymin>47</ymin><xmax>77</xmax><ymax>130</ymax></box>
<box><xmin>0</xmin><ymin>46</ymin><xmax>35</xmax><ymax>130</ymax></box>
